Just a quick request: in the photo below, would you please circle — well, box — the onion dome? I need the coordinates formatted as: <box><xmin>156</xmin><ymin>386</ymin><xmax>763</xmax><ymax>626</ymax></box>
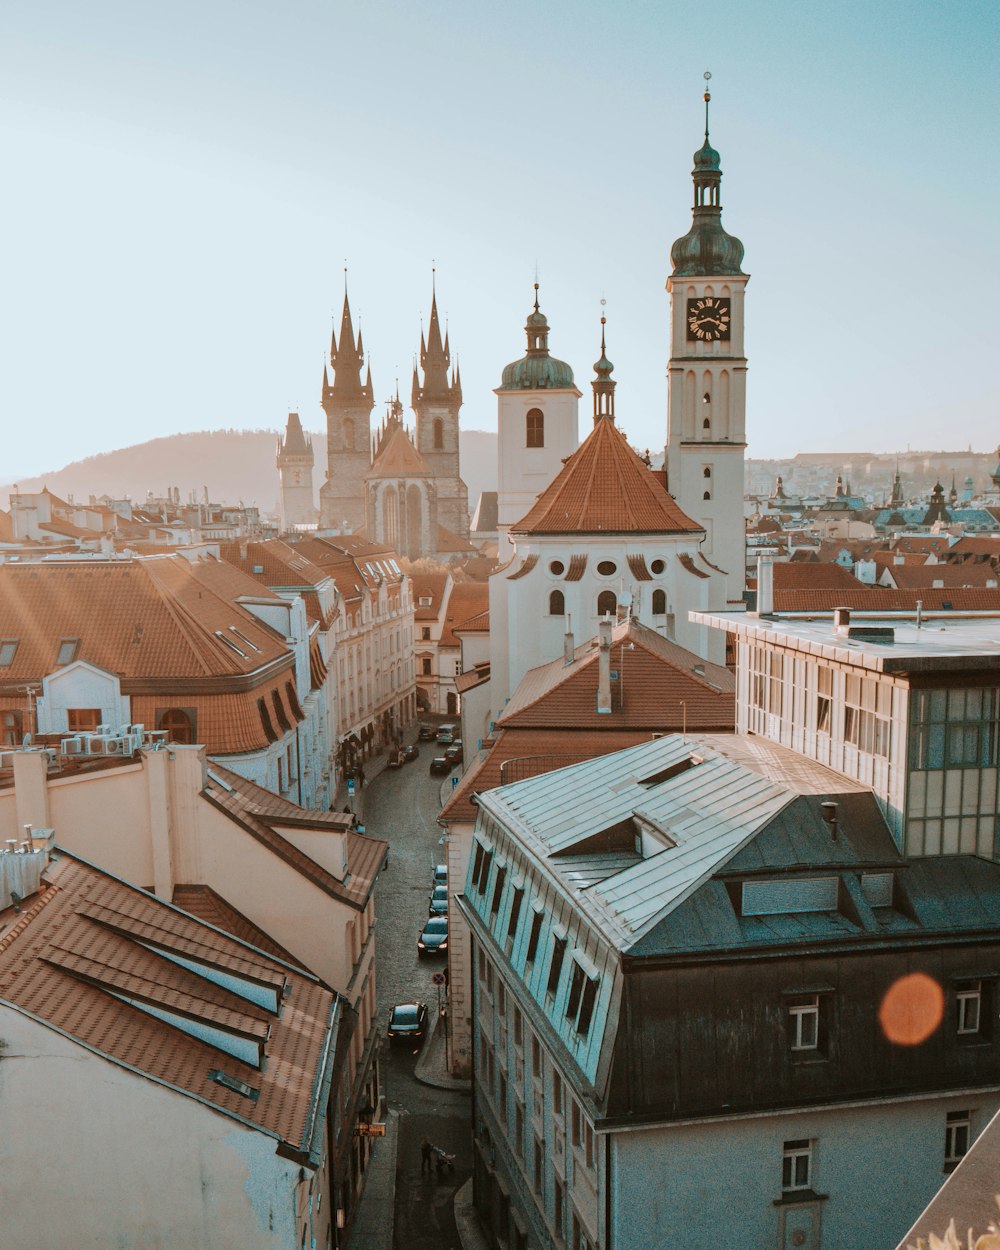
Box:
<box><xmin>670</xmin><ymin>87</ymin><xmax>745</xmax><ymax>277</ymax></box>
<box><xmin>499</xmin><ymin>284</ymin><xmax>576</xmax><ymax>391</ymax></box>
<box><xmin>591</xmin><ymin>315</ymin><xmax>615</xmax><ymax>423</ymax></box>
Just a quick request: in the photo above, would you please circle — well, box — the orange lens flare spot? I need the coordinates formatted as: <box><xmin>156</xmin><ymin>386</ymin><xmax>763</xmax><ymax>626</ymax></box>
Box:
<box><xmin>879</xmin><ymin>973</ymin><xmax>944</xmax><ymax>1046</ymax></box>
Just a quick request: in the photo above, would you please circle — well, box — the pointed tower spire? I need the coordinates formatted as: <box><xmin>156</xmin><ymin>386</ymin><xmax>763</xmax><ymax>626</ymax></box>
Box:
<box><xmin>591</xmin><ymin>308</ymin><xmax>616</xmax><ymax>424</ymax></box>
<box><xmin>329</xmin><ymin>288</ymin><xmax>368</xmax><ymax>400</ymax></box>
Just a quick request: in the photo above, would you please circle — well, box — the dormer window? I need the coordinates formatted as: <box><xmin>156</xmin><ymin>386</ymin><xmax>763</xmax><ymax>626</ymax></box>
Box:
<box><xmin>0</xmin><ymin>639</ymin><xmax>18</xmax><ymax>667</ymax></box>
<box><xmin>57</xmin><ymin>638</ymin><xmax>80</xmax><ymax>666</ymax></box>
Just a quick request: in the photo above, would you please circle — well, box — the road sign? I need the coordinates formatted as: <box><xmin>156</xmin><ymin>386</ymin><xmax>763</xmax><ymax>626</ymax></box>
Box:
<box><xmin>451</xmin><ymin>776</ymin><xmax>458</xmax><ymax>789</ymax></box>
<box><xmin>347</xmin><ymin>779</ymin><xmax>355</xmax><ymax>797</ymax></box>
<box><xmin>431</xmin><ymin>971</ymin><xmax>446</xmax><ymax>986</ymax></box>
<box><xmin>354</xmin><ymin>1122</ymin><xmax>386</xmax><ymax>1138</ymax></box>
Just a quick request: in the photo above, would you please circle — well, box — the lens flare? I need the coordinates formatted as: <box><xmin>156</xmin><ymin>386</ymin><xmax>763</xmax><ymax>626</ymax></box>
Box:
<box><xmin>879</xmin><ymin>972</ymin><xmax>944</xmax><ymax>1046</ymax></box>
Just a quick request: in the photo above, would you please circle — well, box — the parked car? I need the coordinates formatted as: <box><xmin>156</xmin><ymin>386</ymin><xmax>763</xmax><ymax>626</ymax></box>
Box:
<box><xmin>403</xmin><ymin>743</ymin><xmax>419</xmax><ymax>762</ymax></box>
<box><xmin>436</xmin><ymin>723</ymin><xmax>458</xmax><ymax>744</ymax></box>
<box><xmin>417</xmin><ymin>916</ymin><xmax>448</xmax><ymax>957</ymax></box>
<box><xmin>429</xmin><ymin>755</ymin><xmax>453</xmax><ymax>775</ymax></box>
<box><xmin>432</xmin><ymin>864</ymin><xmax>447</xmax><ymax>887</ymax></box>
<box><xmin>386</xmin><ymin>750</ymin><xmax>404</xmax><ymax>769</ymax></box>
<box><xmin>418</xmin><ymin>724</ymin><xmax>435</xmax><ymax>741</ymax></box>
<box><xmin>444</xmin><ymin>744</ymin><xmax>463</xmax><ymax>766</ymax></box>
<box><xmin>387</xmin><ymin>1001</ymin><xmax>428</xmax><ymax>1043</ymax></box>
<box><xmin>428</xmin><ymin>884</ymin><xmax>449</xmax><ymax>916</ymax></box>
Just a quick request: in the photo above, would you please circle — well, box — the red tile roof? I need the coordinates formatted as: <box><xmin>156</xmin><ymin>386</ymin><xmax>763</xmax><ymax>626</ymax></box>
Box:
<box><xmin>511</xmin><ymin>418</ymin><xmax>702</xmax><ymax>536</ymax></box>
<box><xmin>773</xmin><ymin>587</ymin><xmax>1000</xmax><ymax>612</ymax></box>
<box><xmin>410</xmin><ymin>573</ymin><xmax>449</xmax><ymax>620</ymax></box>
<box><xmin>884</xmin><ymin>563</ymin><xmax>997</xmax><ymax>589</ymax></box>
<box><xmin>453</xmin><ymin>609</ymin><xmax>490</xmax><ymax>633</ymax></box>
<box><xmin>440</xmin><ymin>583</ymin><xmax>491</xmax><ymax>647</ymax></box>
<box><xmin>771</xmin><ymin>562</ymin><xmax>867</xmax><ymax>590</ymax></box>
<box><xmin>171</xmin><ymin>885</ymin><xmax>307</xmax><ymax>968</ymax></box>
<box><xmin>497</xmin><ymin>617</ymin><xmax>734</xmax><ymax>732</ymax></box>
<box><xmin>0</xmin><ymin>852</ymin><xmax>336</xmax><ymax>1152</ymax></box>
<box><xmin>218</xmin><ymin>540</ymin><xmax>336</xmax><ymax>627</ymax></box>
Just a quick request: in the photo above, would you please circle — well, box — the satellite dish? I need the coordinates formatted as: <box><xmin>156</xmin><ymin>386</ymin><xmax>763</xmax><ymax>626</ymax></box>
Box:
<box><xmin>21</xmin><ymin>733</ymin><xmax>32</xmax><ymax>747</ymax></box>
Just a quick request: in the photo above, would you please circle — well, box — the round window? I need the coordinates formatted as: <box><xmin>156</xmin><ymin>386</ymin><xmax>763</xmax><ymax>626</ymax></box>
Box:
<box><xmin>597</xmin><ymin>560</ymin><xmax>617</xmax><ymax>577</ymax></box>
<box><xmin>549</xmin><ymin>560</ymin><xmax>565</xmax><ymax>576</ymax></box>
<box><xmin>650</xmin><ymin>559</ymin><xmax>666</xmax><ymax>575</ymax></box>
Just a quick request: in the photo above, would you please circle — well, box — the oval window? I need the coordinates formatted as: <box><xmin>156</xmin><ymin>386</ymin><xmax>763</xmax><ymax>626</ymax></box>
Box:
<box><xmin>597</xmin><ymin>560</ymin><xmax>617</xmax><ymax>577</ymax></box>
<box><xmin>650</xmin><ymin>559</ymin><xmax>665</xmax><ymax>575</ymax></box>
<box><xmin>549</xmin><ymin>560</ymin><xmax>565</xmax><ymax>576</ymax></box>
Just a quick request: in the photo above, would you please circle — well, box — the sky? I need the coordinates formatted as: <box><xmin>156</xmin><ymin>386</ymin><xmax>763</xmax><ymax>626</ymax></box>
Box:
<box><xmin>3</xmin><ymin>0</ymin><xmax>998</xmax><ymax>482</ymax></box>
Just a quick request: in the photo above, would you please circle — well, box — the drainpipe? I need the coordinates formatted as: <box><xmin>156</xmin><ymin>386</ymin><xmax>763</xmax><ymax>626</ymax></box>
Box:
<box><xmin>597</xmin><ymin>616</ymin><xmax>613</xmax><ymax>714</ymax></box>
<box><xmin>563</xmin><ymin>614</ymin><xmax>575</xmax><ymax>666</ymax></box>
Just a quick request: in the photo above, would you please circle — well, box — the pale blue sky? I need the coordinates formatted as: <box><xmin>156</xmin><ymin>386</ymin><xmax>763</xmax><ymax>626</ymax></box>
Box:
<box><xmin>3</xmin><ymin>0</ymin><xmax>997</xmax><ymax>483</ymax></box>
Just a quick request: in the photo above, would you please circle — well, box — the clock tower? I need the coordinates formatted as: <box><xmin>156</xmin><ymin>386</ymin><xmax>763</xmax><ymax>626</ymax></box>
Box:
<box><xmin>665</xmin><ymin>82</ymin><xmax>748</xmax><ymax>603</ymax></box>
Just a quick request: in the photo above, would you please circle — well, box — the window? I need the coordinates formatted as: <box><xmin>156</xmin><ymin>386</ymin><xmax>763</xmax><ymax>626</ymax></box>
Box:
<box><xmin>782</xmin><ymin>1139</ymin><xmax>812</xmax><ymax>1192</ymax></box>
<box><xmin>0</xmin><ymin>640</ymin><xmax>18</xmax><ymax>667</ymax></box>
<box><xmin>553</xmin><ymin>1070</ymin><xmax>564</xmax><ymax>1118</ymax></box>
<box><xmin>526</xmin><ymin>910</ymin><xmax>543</xmax><ymax>963</ymax></box>
<box><xmin>652</xmin><ymin>589</ymin><xmax>666</xmax><ymax>615</ymax></box>
<box><xmin>596</xmin><ymin>590</ymin><xmax>616</xmax><ymax>617</ymax></box>
<box><xmin>497</xmin><ymin>980</ymin><xmax>507</xmax><ymax>1018</ymax></box>
<box><xmin>533</xmin><ymin>1135</ymin><xmax>544</xmax><ymax>1193</ymax></box>
<box><xmin>957</xmin><ymin>982</ymin><xmax>983</xmax><ymax>1036</ymax></box>
<box><xmin>491</xmin><ymin>866</ymin><xmax>507</xmax><ymax>919</ymax></box>
<box><xmin>272</xmin><ymin>690</ymin><xmax>292</xmax><ymax>733</ymax></box>
<box><xmin>703</xmin><ymin>465</ymin><xmax>712</xmax><ymax>478</ymax></box>
<box><xmin>67</xmin><ymin>708</ymin><xmax>101</xmax><ymax>732</ymax></box>
<box><xmin>2</xmin><ymin>710</ymin><xmax>23</xmax><ymax>747</ymax></box>
<box><xmin>549</xmin><ymin>589</ymin><xmax>565</xmax><ymax>615</ymax></box>
<box><xmin>572</xmin><ymin>1213</ymin><xmax>595</xmax><ymax>1250</ymax></box>
<box><xmin>703</xmin><ymin>490</ymin><xmax>711</xmax><ymax>500</ymax></box>
<box><xmin>157</xmin><ymin>708</ymin><xmax>194</xmax><ymax>744</ymax></box>
<box><xmin>258</xmin><ymin>697</ymin><xmax>278</xmax><ymax>743</ymax></box>
<box><xmin>554</xmin><ymin>1177</ymin><xmax>565</xmax><ymax>1235</ymax></box>
<box><xmin>843</xmin><ymin>673</ymin><xmax>891</xmax><ymax>758</ymax></box>
<box><xmin>471</xmin><ymin>842</ymin><xmax>486</xmax><ymax>890</ymax></box>
<box><xmin>945</xmin><ymin>1111</ymin><xmax>971</xmax><ymax>1172</ymax></box>
<box><xmin>514</xmin><ymin>1100</ymin><xmax>525</xmax><ymax>1158</ymax></box>
<box><xmin>513</xmin><ymin>1005</ymin><xmax>523</xmax><ymax>1048</ymax></box>
<box><xmin>57</xmin><ymin>638</ymin><xmax>80</xmax><ymax>666</ymax></box>
<box><xmin>789</xmin><ymin>995</ymin><xmax>820</xmax><ymax>1052</ymax></box>
<box><xmin>577</xmin><ymin>977</ymin><xmax>598</xmax><ymax>1038</ymax></box>
<box><xmin>566</xmin><ymin>964</ymin><xmax>585</xmax><ymax>1023</ymax></box>
<box><xmin>547</xmin><ymin>936</ymin><xmax>566</xmax><ymax>996</ymax></box>
<box><xmin>596</xmin><ymin>560</ymin><xmax>617</xmax><ymax>577</ymax></box>
<box><xmin>433</xmin><ymin>419</ymin><xmax>444</xmax><ymax>450</ymax></box>
<box><xmin>549</xmin><ymin>560</ymin><xmax>565</xmax><ymax>575</ymax></box>
<box><xmin>650</xmin><ymin>558</ymin><xmax>665</xmax><ymax>575</ymax></box>
<box><xmin>421</xmin><ymin>627</ymin><xmax>430</xmax><ymax>640</ymax></box>
<box><xmin>526</xmin><ymin>408</ymin><xmax>545</xmax><ymax>448</ymax></box>
<box><xmin>531</xmin><ymin>1034</ymin><xmax>542</xmax><ymax>1078</ymax></box>
<box><xmin>508</xmin><ymin>887</ymin><xmax>524</xmax><ymax>943</ymax></box>
<box><xmin>816</xmin><ymin>665</ymin><xmax>832</xmax><ymax>734</ymax></box>
<box><xmin>421</xmin><ymin>657</ymin><xmax>432</xmax><ymax>676</ymax></box>
<box><xmin>911</xmin><ymin>688</ymin><xmax>1000</xmax><ymax>770</ymax></box>
<box><xmin>478</xmin><ymin>850</ymin><xmax>493</xmax><ymax>895</ymax></box>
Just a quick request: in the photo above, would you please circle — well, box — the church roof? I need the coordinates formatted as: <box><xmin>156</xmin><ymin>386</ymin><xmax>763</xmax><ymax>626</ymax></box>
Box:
<box><xmin>366</xmin><ymin>422</ymin><xmax>431</xmax><ymax>478</ymax></box>
<box><xmin>510</xmin><ymin>417</ymin><xmax>703</xmax><ymax>537</ymax></box>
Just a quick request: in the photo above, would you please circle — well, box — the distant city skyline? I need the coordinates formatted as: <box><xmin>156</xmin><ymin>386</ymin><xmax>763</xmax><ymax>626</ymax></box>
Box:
<box><xmin>4</xmin><ymin>0</ymin><xmax>997</xmax><ymax>480</ymax></box>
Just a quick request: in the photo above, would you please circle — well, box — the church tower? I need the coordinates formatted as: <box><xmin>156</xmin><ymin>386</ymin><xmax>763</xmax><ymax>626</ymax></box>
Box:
<box><xmin>494</xmin><ymin>285</ymin><xmax>581</xmax><ymax>560</ymax></box>
<box><xmin>665</xmin><ymin>80</ymin><xmax>748</xmax><ymax>603</ymax></box>
<box><xmin>411</xmin><ymin>282</ymin><xmax>469</xmax><ymax>539</ymax></box>
<box><xmin>318</xmin><ymin>289</ymin><xmax>374</xmax><ymax>532</ymax></box>
<box><xmin>276</xmin><ymin>411</ymin><xmax>316</xmax><ymax>531</ymax></box>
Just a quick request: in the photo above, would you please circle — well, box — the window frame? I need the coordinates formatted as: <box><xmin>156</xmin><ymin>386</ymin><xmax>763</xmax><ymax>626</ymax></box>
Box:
<box><xmin>526</xmin><ymin>408</ymin><xmax>544</xmax><ymax>449</ymax></box>
<box><xmin>945</xmin><ymin>1111</ymin><xmax>972</xmax><ymax>1173</ymax></box>
<box><xmin>781</xmin><ymin>1139</ymin><xmax>813</xmax><ymax>1192</ymax></box>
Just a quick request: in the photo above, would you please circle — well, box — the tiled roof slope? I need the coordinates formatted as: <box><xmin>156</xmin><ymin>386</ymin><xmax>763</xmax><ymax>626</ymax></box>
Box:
<box><xmin>497</xmin><ymin>617</ymin><xmax>734</xmax><ymax>731</ymax></box>
<box><xmin>511</xmin><ymin>417</ymin><xmax>702</xmax><ymax>536</ymax></box>
<box><xmin>454</xmin><ymin>609</ymin><xmax>490</xmax><ymax>633</ymax></box>
<box><xmin>411</xmin><ymin>573</ymin><xmax>449</xmax><ymax>619</ymax></box>
<box><xmin>368</xmin><ymin>422</ymin><xmax>431</xmax><ymax>476</ymax></box>
<box><xmin>204</xmin><ymin>765</ymin><xmax>387</xmax><ymax>910</ymax></box>
<box><xmin>770</xmin><ymin>562</ymin><xmax>866</xmax><ymax>590</ymax></box>
<box><xmin>0</xmin><ymin>852</ymin><xmax>336</xmax><ymax>1153</ymax></box>
<box><xmin>218</xmin><ymin>540</ymin><xmax>336</xmax><ymax>625</ymax></box>
<box><xmin>171</xmin><ymin>885</ymin><xmax>307</xmax><ymax>968</ymax></box>
<box><xmin>0</xmin><ymin>557</ymin><xmax>290</xmax><ymax>683</ymax></box>
<box><xmin>440</xmin><ymin>583</ymin><xmax>490</xmax><ymax>646</ymax></box>
<box><xmin>773</xmin><ymin>587</ymin><xmax>1000</xmax><ymax>612</ymax></box>
<box><xmin>887</xmin><ymin>563</ymin><xmax>997</xmax><ymax>588</ymax></box>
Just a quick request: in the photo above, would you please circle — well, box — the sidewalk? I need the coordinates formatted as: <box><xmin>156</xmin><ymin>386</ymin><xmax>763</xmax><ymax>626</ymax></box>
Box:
<box><xmin>342</xmin><ymin>1107</ymin><xmax>399</xmax><ymax>1250</ymax></box>
<box><xmin>414</xmin><ymin>1011</ymin><xmax>472</xmax><ymax>1093</ymax></box>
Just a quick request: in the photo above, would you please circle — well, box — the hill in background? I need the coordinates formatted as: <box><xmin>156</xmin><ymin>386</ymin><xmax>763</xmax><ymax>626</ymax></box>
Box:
<box><xmin>1</xmin><ymin>428</ymin><xmax>499</xmax><ymax>518</ymax></box>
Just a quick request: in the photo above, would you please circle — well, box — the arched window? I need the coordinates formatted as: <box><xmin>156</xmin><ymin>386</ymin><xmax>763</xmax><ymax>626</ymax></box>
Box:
<box><xmin>549</xmin><ymin>589</ymin><xmax>565</xmax><ymax>615</ymax></box>
<box><xmin>433</xmin><ymin>419</ymin><xmax>444</xmax><ymax>450</ymax></box>
<box><xmin>342</xmin><ymin>418</ymin><xmax>355</xmax><ymax>449</ymax></box>
<box><xmin>652</xmin><ymin>589</ymin><xmax>666</xmax><ymax>614</ymax></box>
<box><xmin>703</xmin><ymin>417</ymin><xmax>711</xmax><ymax>432</ymax></box>
<box><xmin>703</xmin><ymin>490</ymin><xmax>712</xmax><ymax>500</ymax></box>
<box><xmin>703</xmin><ymin>466</ymin><xmax>712</xmax><ymax>478</ymax></box>
<box><xmin>526</xmin><ymin>408</ymin><xmax>544</xmax><ymax>448</ymax></box>
<box><xmin>158</xmin><ymin>708</ymin><xmax>194</xmax><ymax>744</ymax></box>
<box><xmin>597</xmin><ymin>590</ymin><xmax>617</xmax><ymax>617</ymax></box>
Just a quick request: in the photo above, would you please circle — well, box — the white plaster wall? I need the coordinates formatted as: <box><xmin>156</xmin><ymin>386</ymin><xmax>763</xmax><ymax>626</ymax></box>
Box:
<box><xmin>37</xmin><ymin>662</ymin><xmax>130</xmax><ymax>734</ymax></box>
<box><xmin>0</xmin><ymin>1006</ymin><xmax>308</xmax><ymax>1250</ymax></box>
<box><xmin>611</xmin><ymin>1092</ymin><xmax>1000</xmax><ymax>1250</ymax></box>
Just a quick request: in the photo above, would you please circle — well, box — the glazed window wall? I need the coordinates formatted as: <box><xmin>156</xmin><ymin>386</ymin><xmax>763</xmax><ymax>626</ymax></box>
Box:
<box><xmin>907</xmin><ymin>686</ymin><xmax>1000</xmax><ymax>857</ymax></box>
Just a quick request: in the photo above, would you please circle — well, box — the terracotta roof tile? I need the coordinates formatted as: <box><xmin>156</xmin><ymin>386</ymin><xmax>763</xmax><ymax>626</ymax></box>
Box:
<box><xmin>771</xmin><ymin>562</ymin><xmax>866</xmax><ymax>590</ymax></box>
<box><xmin>0</xmin><ymin>853</ymin><xmax>336</xmax><ymax>1151</ymax></box>
<box><xmin>511</xmin><ymin>418</ymin><xmax>702</xmax><ymax>536</ymax></box>
<box><xmin>885</xmin><ymin>564</ymin><xmax>997</xmax><ymax>589</ymax></box>
<box><xmin>367</xmin><ymin>423</ymin><xmax>431</xmax><ymax>476</ymax></box>
<box><xmin>440</xmin><ymin>583</ymin><xmax>490</xmax><ymax>647</ymax></box>
<box><xmin>773</xmin><ymin>587</ymin><xmax>1000</xmax><ymax>612</ymax></box>
<box><xmin>454</xmin><ymin>609</ymin><xmax>490</xmax><ymax>633</ymax></box>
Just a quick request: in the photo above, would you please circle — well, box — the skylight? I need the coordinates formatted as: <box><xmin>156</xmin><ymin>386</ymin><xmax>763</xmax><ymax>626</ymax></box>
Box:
<box><xmin>138</xmin><ymin>942</ymin><xmax>282</xmax><ymax>1012</ymax></box>
<box><xmin>0</xmin><ymin>639</ymin><xmax>18</xmax><ymax>667</ymax></box>
<box><xmin>110</xmin><ymin>991</ymin><xmax>264</xmax><ymax>1068</ymax></box>
<box><xmin>56</xmin><ymin>638</ymin><xmax>80</xmax><ymax>666</ymax></box>
<box><xmin>215</xmin><ymin>630</ymin><xmax>248</xmax><ymax>658</ymax></box>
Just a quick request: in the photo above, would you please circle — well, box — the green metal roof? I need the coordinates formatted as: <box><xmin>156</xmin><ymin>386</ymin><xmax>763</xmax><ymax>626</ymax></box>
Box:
<box><xmin>499</xmin><ymin>352</ymin><xmax>576</xmax><ymax>391</ymax></box>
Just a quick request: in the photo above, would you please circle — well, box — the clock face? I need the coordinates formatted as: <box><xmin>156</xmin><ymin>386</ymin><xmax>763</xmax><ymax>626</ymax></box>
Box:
<box><xmin>686</xmin><ymin>296</ymin><xmax>731</xmax><ymax>342</ymax></box>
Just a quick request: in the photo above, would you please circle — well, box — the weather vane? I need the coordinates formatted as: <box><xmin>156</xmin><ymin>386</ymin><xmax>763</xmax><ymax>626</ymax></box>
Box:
<box><xmin>703</xmin><ymin>70</ymin><xmax>712</xmax><ymax>136</ymax></box>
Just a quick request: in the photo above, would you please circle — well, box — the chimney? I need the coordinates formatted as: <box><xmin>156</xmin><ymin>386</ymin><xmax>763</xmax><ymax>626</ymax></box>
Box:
<box><xmin>597</xmin><ymin>615</ymin><xmax>613</xmax><ymax>714</ymax></box>
<box><xmin>563</xmin><ymin>614</ymin><xmax>575</xmax><ymax>666</ymax></box>
<box><xmin>834</xmin><ymin>606</ymin><xmax>851</xmax><ymax>632</ymax></box>
<box><xmin>756</xmin><ymin>555</ymin><xmax>774</xmax><ymax>615</ymax></box>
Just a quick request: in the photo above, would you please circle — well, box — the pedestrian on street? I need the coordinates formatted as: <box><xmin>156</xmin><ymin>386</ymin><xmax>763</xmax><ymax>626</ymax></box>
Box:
<box><xmin>358</xmin><ymin>767</ymin><xmax>366</xmax><ymax>791</ymax></box>
<box><xmin>421</xmin><ymin>1137</ymin><xmax>433</xmax><ymax>1175</ymax></box>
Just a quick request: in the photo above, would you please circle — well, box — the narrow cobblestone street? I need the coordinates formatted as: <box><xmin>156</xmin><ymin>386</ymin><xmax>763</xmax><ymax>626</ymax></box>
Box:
<box><xmin>363</xmin><ymin>749</ymin><xmax>472</xmax><ymax>1250</ymax></box>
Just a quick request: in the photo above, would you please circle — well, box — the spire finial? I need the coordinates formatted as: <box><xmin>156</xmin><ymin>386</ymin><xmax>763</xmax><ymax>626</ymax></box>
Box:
<box><xmin>432</xmin><ymin>259</ymin><xmax>436</xmax><ymax>296</ymax></box>
<box><xmin>600</xmin><ymin>296</ymin><xmax>607</xmax><ymax>351</ymax></box>
<box><xmin>343</xmin><ymin>261</ymin><xmax>348</xmax><ymax>296</ymax></box>
<box><xmin>703</xmin><ymin>71</ymin><xmax>712</xmax><ymax>138</ymax></box>
<box><xmin>533</xmin><ymin>281</ymin><xmax>540</xmax><ymax>313</ymax></box>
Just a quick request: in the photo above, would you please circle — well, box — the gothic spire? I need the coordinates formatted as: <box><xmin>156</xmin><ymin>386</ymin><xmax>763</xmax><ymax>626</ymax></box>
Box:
<box><xmin>414</xmin><ymin>281</ymin><xmax>459</xmax><ymax>406</ymax></box>
<box><xmin>328</xmin><ymin>289</ymin><xmax>369</xmax><ymax>400</ymax></box>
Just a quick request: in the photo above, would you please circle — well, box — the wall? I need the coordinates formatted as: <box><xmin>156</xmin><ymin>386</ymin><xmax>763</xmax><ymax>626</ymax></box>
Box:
<box><xmin>0</xmin><ymin>1007</ymin><xmax>308</xmax><ymax>1250</ymax></box>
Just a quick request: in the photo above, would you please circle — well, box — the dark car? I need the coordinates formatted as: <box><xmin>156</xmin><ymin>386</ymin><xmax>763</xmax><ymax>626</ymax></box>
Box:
<box><xmin>418</xmin><ymin>724</ymin><xmax>435</xmax><ymax>741</ymax></box>
<box><xmin>387</xmin><ymin>1001</ymin><xmax>428</xmax><ymax>1043</ymax></box>
<box><xmin>417</xmin><ymin>915</ymin><xmax>448</xmax><ymax>957</ymax></box>
<box><xmin>429</xmin><ymin>755</ymin><xmax>453</xmax><ymax>775</ymax></box>
<box><xmin>386</xmin><ymin>750</ymin><xmax>404</xmax><ymax>769</ymax></box>
<box><xmin>432</xmin><ymin>863</ymin><xmax>447</xmax><ymax>888</ymax></box>
<box><xmin>403</xmin><ymin>743</ymin><xmax>419</xmax><ymax>762</ymax></box>
<box><xmin>444</xmin><ymin>744</ymin><xmax>463</xmax><ymax>765</ymax></box>
<box><xmin>428</xmin><ymin>884</ymin><xmax>449</xmax><ymax>916</ymax></box>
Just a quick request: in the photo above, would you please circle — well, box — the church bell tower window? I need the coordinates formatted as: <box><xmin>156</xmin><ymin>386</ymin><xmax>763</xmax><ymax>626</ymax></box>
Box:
<box><xmin>526</xmin><ymin>409</ymin><xmax>544</xmax><ymax>448</ymax></box>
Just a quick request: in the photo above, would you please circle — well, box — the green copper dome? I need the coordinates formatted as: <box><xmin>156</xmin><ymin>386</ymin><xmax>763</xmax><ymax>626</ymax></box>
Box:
<box><xmin>499</xmin><ymin>287</ymin><xmax>576</xmax><ymax>391</ymax></box>
<box><xmin>670</xmin><ymin>122</ymin><xmax>745</xmax><ymax>277</ymax></box>
<box><xmin>693</xmin><ymin>137</ymin><xmax>721</xmax><ymax>170</ymax></box>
